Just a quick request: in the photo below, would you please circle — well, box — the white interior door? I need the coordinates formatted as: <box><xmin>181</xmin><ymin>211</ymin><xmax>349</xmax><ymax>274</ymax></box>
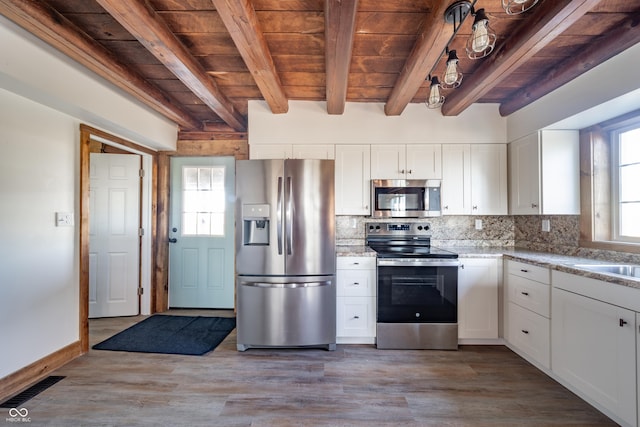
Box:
<box><xmin>168</xmin><ymin>157</ymin><xmax>235</xmax><ymax>309</ymax></box>
<box><xmin>89</xmin><ymin>153</ymin><xmax>141</xmax><ymax>318</ymax></box>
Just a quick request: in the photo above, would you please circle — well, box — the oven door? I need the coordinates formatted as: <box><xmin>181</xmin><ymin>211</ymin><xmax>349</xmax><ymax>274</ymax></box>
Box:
<box><xmin>377</xmin><ymin>259</ymin><xmax>459</xmax><ymax>323</ymax></box>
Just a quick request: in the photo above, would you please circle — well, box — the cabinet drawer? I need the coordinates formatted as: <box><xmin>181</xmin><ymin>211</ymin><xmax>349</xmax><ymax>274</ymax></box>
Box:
<box><xmin>507</xmin><ymin>260</ymin><xmax>550</xmax><ymax>284</ymax></box>
<box><xmin>337</xmin><ymin>256</ymin><xmax>376</xmax><ymax>270</ymax></box>
<box><xmin>508</xmin><ymin>275</ymin><xmax>550</xmax><ymax>318</ymax></box>
<box><xmin>337</xmin><ymin>296</ymin><xmax>376</xmax><ymax>338</ymax></box>
<box><xmin>337</xmin><ymin>269</ymin><xmax>376</xmax><ymax>297</ymax></box>
<box><xmin>508</xmin><ymin>302</ymin><xmax>550</xmax><ymax>369</ymax></box>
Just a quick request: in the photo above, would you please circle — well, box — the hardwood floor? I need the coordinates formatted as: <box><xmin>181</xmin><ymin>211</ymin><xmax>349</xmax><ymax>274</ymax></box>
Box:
<box><xmin>15</xmin><ymin>310</ymin><xmax>616</xmax><ymax>426</ymax></box>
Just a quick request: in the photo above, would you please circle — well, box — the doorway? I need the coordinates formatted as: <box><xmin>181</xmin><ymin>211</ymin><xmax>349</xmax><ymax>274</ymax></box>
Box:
<box><xmin>79</xmin><ymin>125</ymin><xmax>156</xmax><ymax>351</ymax></box>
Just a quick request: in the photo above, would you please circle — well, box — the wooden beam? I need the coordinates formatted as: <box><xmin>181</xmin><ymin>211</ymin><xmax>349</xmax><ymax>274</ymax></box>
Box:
<box><xmin>442</xmin><ymin>0</ymin><xmax>604</xmax><ymax>116</ymax></box>
<box><xmin>325</xmin><ymin>0</ymin><xmax>358</xmax><ymax>115</ymax></box>
<box><xmin>0</xmin><ymin>0</ymin><xmax>201</xmax><ymax>130</ymax></box>
<box><xmin>212</xmin><ymin>0</ymin><xmax>289</xmax><ymax>114</ymax></box>
<box><xmin>500</xmin><ymin>12</ymin><xmax>640</xmax><ymax>116</ymax></box>
<box><xmin>96</xmin><ymin>0</ymin><xmax>247</xmax><ymax>131</ymax></box>
<box><xmin>384</xmin><ymin>1</ymin><xmax>453</xmax><ymax>116</ymax></box>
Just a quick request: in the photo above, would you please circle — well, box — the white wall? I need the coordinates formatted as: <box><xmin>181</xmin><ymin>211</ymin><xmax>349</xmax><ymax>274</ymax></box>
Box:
<box><xmin>0</xmin><ymin>15</ymin><xmax>178</xmax><ymax>151</ymax></box>
<box><xmin>0</xmin><ymin>88</ymin><xmax>79</xmax><ymax>378</ymax></box>
<box><xmin>249</xmin><ymin>101</ymin><xmax>507</xmax><ymax>145</ymax></box>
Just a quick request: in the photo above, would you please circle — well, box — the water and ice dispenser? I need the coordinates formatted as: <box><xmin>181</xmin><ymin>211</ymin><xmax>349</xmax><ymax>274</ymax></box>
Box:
<box><xmin>242</xmin><ymin>204</ymin><xmax>270</xmax><ymax>246</ymax></box>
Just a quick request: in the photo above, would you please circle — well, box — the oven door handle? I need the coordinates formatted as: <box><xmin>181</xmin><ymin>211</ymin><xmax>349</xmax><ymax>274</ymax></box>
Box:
<box><xmin>377</xmin><ymin>259</ymin><xmax>460</xmax><ymax>267</ymax></box>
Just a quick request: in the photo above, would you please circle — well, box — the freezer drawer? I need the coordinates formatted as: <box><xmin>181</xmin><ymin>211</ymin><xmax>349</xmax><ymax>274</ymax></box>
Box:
<box><xmin>236</xmin><ymin>275</ymin><xmax>336</xmax><ymax>351</ymax></box>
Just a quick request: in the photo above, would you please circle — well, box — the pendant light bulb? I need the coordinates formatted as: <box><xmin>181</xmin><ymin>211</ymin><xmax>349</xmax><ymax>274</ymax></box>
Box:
<box><xmin>442</xmin><ymin>50</ymin><xmax>463</xmax><ymax>88</ymax></box>
<box><xmin>427</xmin><ymin>76</ymin><xmax>445</xmax><ymax>109</ymax></box>
<box><xmin>502</xmin><ymin>0</ymin><xmax>539</xmax><ymax>15</ymax></box>
<box><xmin>465</xmin><ymin>9</ymin><xmax>496</xmax><ymax>60</ymax></box>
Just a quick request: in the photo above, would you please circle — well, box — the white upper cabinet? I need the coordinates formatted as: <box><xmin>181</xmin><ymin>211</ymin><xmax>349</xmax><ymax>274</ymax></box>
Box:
<box><xmin>370</xmin><ymin>144</ymin><xmax>442</xmax><ymax>179</ymax></box>
<box><xmin>509</xmin><ymin>130</ymin><xmax>579</xmax><ymax>215</ymax></box>
<box><xmin>442</xmin><ymin>144</ymin><xmax>507</xmax><ymax>215</ymax></box>
<box><xmin>335</xmin><ymin>145</ymin><xmax>371</xmax><ymax>215</ymax></box>
<box><xmin>250</xmin><ymin>144</ymin><xmax>335</xmax><ymax>159</ymax></box>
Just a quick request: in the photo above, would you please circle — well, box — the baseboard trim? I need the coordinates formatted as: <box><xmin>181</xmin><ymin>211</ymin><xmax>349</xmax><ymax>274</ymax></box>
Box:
<box><xmin>0</xmin><ymin>341</ymin><xmax>83</xmax><ymax>402</ymax></box>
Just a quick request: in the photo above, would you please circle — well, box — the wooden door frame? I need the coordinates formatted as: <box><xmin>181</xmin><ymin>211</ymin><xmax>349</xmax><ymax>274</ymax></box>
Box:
<box><xmin>79</xmin><ymin>124</ymin><xmax>158</xmax><ymax>352</ymax></box>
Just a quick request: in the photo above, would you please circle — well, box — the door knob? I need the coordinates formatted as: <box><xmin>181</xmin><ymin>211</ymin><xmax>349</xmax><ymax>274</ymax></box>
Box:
<box><xmin>168</xmin><ymin>238</ymin><xmax>177</xmax><ymax>243</ymax></box>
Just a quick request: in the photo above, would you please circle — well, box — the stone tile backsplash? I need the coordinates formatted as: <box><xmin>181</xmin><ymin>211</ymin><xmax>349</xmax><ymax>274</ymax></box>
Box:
<box><xmin>337</xmin><ymin>214</ymin><xmax>640</xmax><ymax>263</ymax></box>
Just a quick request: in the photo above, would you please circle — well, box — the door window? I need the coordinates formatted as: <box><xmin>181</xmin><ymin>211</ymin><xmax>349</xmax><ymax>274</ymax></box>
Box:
<box><xmin>181</xmin><ymin>166</ymin><xmax>226</xmax><ymax>236</ymax></box>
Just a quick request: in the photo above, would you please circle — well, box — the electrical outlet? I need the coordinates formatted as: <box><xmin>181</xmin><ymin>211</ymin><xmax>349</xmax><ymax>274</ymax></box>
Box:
<box><xmin>56</xmin><ymin>212</ymin><xmax>74</xmax><ymax>227</ymax></box>
<box><xmin>541</xmin><ymin>219</ymin><xmax>550</xmax><ymax>232</ymax></box>
<box><xmin>475</xmin><ymin>219</ymin><xmax>483</xmax><ymax>230</ymax></box>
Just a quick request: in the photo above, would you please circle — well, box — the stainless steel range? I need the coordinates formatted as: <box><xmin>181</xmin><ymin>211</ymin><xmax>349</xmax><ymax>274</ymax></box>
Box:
<box><xmin>366</xmin><ymin>222</ymin><xmax>460</xmax><ymax>350</ymax></box>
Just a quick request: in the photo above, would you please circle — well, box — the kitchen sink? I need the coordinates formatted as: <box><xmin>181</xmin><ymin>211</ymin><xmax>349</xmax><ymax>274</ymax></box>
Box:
<box><xmin>570</xmin><ymin>264</ymin><xmax>640</xmax><ymax>278</ymax></box>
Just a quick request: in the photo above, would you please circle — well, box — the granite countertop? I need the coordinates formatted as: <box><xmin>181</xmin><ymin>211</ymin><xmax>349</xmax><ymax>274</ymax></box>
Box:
<box><xmin>337</xmin><ymin>245</ymin><xmax>640</xmax><ymax>289</ymax></box>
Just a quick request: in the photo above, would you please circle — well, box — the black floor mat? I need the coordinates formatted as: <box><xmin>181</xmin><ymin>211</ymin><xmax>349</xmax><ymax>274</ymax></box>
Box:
<box><xmin>0</xmin><ymin>376</ymin><xmax>65</xmax><ymax>408</ymax></box>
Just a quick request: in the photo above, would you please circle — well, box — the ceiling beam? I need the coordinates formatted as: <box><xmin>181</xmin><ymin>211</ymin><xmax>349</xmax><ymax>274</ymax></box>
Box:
<box><xmin>442</xmin><ymin>0</ymin><xmax>604</xmax><ymax>117</ymax></box>
<box><xmin>325</xmin><ymin>0</ymin><xmax>358</xmax><ymax>115</ymax></box>
<box><xmin>96</xmin><ymin>0</ymin><xmax>247</xmax><ymax>131</ymax></box>
<box><xmin>500</xmin><ymin>12</ymin><xmax>640</xmax><ymax>116</ymax></box>
<box><xmin>0</xmin><ymin>0</ymin><xmax>202</xmax><ymax>130</ymax></box>
<box><xmin>384</xmin><ymin>1</ymin><xmax>453</xmax><ymax>116</ymax></box>
<box><xmin>211</xmin><ymin>0</ymin><xmax>288</xmax><ymax>114</ymax></box>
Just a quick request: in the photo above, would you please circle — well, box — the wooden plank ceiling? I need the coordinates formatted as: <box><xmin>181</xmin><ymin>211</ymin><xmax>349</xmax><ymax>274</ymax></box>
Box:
<box><xmin>1</xmin><ymin>0</ymin><xmax>639</xmax><ymax>134</ymax></box>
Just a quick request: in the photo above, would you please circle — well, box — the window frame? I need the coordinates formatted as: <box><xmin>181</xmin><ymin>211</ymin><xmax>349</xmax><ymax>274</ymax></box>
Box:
<box><xmin>580</xmin><ymin>109</ymin><xmax>640</xmax><ymax>253</ymax></box>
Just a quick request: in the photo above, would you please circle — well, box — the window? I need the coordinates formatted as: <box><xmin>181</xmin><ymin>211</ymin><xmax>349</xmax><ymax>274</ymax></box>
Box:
<box><xmin>181</xmin><ymin>166</ymin><xmax>226</xmax><ymax>236</ymax></box>
<box><xmin>613</xmin><ymin>126</ymin><xmax>640</xmax><ymax>241</ymax></box>
<box><xmin>580</xmin><ymin>109</ymin><xmax>640</xmax><ymax>252</ymax></box>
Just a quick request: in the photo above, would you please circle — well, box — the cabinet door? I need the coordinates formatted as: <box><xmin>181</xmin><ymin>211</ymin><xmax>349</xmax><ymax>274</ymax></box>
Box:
<box><xmin>552</xmin><ymin>288</ymin><xmax>636</xmax><ymax>426</ymax></box>
<box><xmin>406</xmin><ymin>144</ymin><xmax>442</xmax><ymax>179</ymax></box>
<box><xmin>250</xmin><ymin>144</ymin><xmax>293</xmax><ymax>159</ymax></box>
<box><xmin>470</xmin><ymin>144</ymin><xmax>507</xmax><ymax>215</ymax></box>
<box><xmin>458</xmin><ymin>258</ymin><xmax>498</xmax><ymax>339</ymax></box>
<box><xmin>335</xmin><ymin>145</ymin><xmax>371</xmax><ymax>215</ymax></box>
<box><xmin>540</xmin><ymin>130</ymin><xmax>580</xmax><ymax>214</ymax></box>
<box><xmin>292</xmin><ymin>144</ymin><xmax>335</xmax><ymax>159</ymax></box>
<box><xmin>509</xmin><ymin>133</ymin><xmax>540</xmax><ymax>214</ymax></box>
<box><xmin>370</xmin><ymin>144</ymin><xmax>405</xmax><ymax>179</ymax></box>
<box><xmin>441</xmin><ymin>144</ymin><xmax>471</xmax><ymax>214</ymax></box>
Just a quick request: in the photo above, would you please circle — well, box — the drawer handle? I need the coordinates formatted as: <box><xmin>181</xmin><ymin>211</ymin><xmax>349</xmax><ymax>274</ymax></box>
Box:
<box><xmin>520</xmin><ymin>269</ymin><xmax>529</xmax><ymax>273</ymax></box>
<box><xmin>353</xmin><ymin>262</ymin><xmax>359</xmax><ymax>265</ymax></box>
<box><xmin>620</xmin><ymin>318</ymin><xmax>628</xmax><ymax>327</ymax></box>
<box><xmin>353</xmin><ymin>282</ymin><xmax>360</xmax><ymax>285</ymax></box>
<box><xmin>521</xmin><ymin>292</ymin><xmax>529</xmax><ymax>296</ymax></box>
<box><xmin>353</xmin><ymin>316</ymin><xmax>360</xmax><ymax>319</ymax></box>
<box><xmin>521</xmin><ymin>330</ymin><xmax>529</xmax><ymax>334</ymax></box>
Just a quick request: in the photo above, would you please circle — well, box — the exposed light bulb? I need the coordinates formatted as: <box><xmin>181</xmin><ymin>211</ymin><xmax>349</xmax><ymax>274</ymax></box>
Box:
<box><xmin>503</xmin><ymin>0</ymin><xmax>539</xmax><ymax>15</ymax></box>
<box><xmin>427</xmin><ymin>76</ymin><xmax>444</xmax><ymax>109</ymax></box>
<box><xmin>441</xmin><ymin>50</ymin><xmax>463</xmax><ymax>88</ymax></box>
<box><xmin>465</xmin><ymin>9</ymin><xmax>496</xmax><ymax>60</ymax></box>
<box><xmin>471</xmin><ymin>20</ymin><xmax>490</xmax><ymax>53</ymax></box>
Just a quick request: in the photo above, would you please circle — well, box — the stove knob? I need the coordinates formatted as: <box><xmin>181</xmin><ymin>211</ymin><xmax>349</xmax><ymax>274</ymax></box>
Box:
<box><xmin>375</xmin><ymin>225</ymin><xmax>381</xmax><ymax>230</ymax></box>
<box><xmin>417</xmin><ymin>226</ymin><xmax>423</xmax><ymax>230</ymax></box>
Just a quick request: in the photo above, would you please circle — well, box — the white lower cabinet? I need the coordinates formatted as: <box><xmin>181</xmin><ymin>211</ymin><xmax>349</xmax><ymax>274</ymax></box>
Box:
<box><xmin>552</xmin><ymin>271</ymin><xmax>638</xmax><ymax>427</ymax></box>
<box><xmin>458</xmin><ymin>258</ymin><xmax>499</xmax><ymax>341</ymax></box>
<box><xmin>505</xmin><ymin>260</ymin><xmax>551</xmax><ymax>370</ymax></box>
<box><xmin>336</xmin><ymin>256</ymin><xmax>376</xmax><ymax>344</ymax></box>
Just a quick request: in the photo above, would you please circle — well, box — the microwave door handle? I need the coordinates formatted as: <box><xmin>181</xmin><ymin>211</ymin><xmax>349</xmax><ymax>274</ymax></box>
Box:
<box><xmin>285</xmin><ymin>176</ymin><xmax>293</xmax><ymax>255</ymax></box>
<box><xmin>277</xmin><ymin>176</ymin><xmax>283</xmax><ymax>255</ymax></box>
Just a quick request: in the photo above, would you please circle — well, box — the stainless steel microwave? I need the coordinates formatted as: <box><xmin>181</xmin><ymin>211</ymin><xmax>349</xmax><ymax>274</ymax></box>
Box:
<box><xmin>371</xmin><ymin>179</ymin><xmax>442</xmax><ymax>218</ymax></box>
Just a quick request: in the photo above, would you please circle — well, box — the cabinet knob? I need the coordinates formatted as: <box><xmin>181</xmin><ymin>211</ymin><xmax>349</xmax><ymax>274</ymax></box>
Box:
<box><xmin>472</xmin><ymin>205</ymin><xmax>478</xmax><ymax>210</ymax></box>
<box><xmin>620</xmin><ymin>318</ymin><xmax>628</xmax><ymax>327</ymax></box>
<box><xmin>444</xmin><ymin>205</ymin><xmax>449</xmax><ymax>210</ymax></box>
<box><xmin>521</xmin><ymin>291</ymin><xmax>529</xmax><ymax>296</ymax></box>
<box><xmin>408</xmin><ymin>169</ymin><xmax>413</xmax><ymax>174</ymax></box>
<box><xmin>521</xmin><ymin>330</ymin><xmax>529</xmax><ymax>334</ymax></box>
<box><xmin>531</xmin><ymin>203</ymin><xmax>538</xmax><ymax>208</ymax></box>
<box><xmin>400</xmin><ymin>169</ymin><xmax>405</xmax><ymax>174</ymax></box>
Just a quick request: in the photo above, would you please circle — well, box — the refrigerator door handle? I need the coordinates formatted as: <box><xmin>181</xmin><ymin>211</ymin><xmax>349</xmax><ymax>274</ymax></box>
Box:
<box><xmin>239</xmin><ymin>280</ymin><xmax>332</xmax><ymax>289</ymax></box>
<box><xmin>277</xmin><ymin>176</ymin><xmax>283</xmax><ymax>255</ymax></box>
<box><xmin>285</xmin><ymin>176</ymin><xmax>293</xmax><ymax>255</ymax></box>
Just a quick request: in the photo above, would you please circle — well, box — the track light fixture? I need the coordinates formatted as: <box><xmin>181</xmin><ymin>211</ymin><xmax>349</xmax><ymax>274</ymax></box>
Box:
<box><xmin>441</xmin><ymin>49</ymin><xmax>463</xmax><ymax>89</ymax></box>
<box><xmin>426</xmin><ymin>76</ymin><xmax>445</xmax><ymax>109</ymax></box>
<box><xmin>466</xmin><ymin>8</ymin><xmax>496</xmax><ymax>59</ymax></box>
<box><xmin>502</xmin><ymin>0</ymin><xmax>539</xmax><ymax>15</ymax></box>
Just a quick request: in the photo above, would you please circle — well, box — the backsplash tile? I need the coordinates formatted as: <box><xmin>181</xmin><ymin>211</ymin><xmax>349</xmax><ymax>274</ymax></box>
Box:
<box><xmin>338</xmin><ymin>214</ymin><xmax>640</xmax><ymax>263</ymax></box>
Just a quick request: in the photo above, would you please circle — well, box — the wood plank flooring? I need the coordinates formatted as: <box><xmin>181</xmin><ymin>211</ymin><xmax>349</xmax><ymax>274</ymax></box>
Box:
<box><xmin>13</xmin><ymin>310</ymin><xmax>617</xmax><ymax>426</ymax></box>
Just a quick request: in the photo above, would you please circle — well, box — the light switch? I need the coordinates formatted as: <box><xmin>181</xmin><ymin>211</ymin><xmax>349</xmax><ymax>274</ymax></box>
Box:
<box><xmin>56</xmin><ymin>212</ymin><xmax>74</xmax><ymax>227</ymax></box>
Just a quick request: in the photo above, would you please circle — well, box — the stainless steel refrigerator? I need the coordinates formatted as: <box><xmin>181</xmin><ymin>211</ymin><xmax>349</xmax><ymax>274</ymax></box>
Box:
<box><xmin>235</xmin><ymin>159</ymin><xmax>336</xmax><ymax>351</ymax></box>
